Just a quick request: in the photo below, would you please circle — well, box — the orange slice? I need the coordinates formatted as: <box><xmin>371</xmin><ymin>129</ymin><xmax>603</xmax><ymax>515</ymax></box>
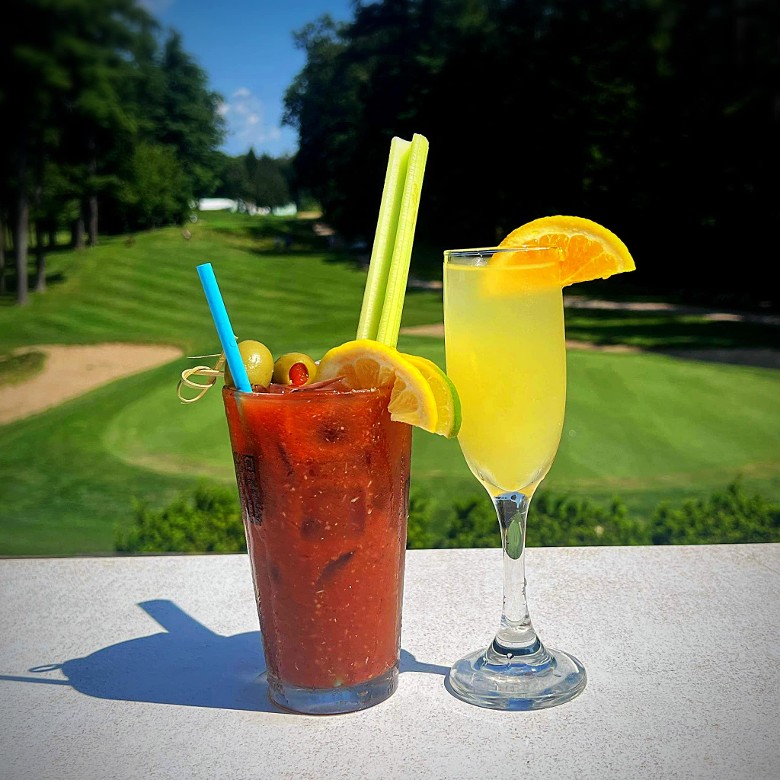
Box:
<box><xmin>498</xmin><ymin>215</ymin><xmax>635</xmax><ymax>286</ymax></box>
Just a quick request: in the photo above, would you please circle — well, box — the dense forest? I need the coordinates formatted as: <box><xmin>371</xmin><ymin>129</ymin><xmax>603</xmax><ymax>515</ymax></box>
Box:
<box><xmin>284</xmin><ymin>0</ymin><xmax>779</xmax><ymax>303</ymax></box>
<box><xmin>2</xmin><ymin>0</ymin><xmax>778</xmax><ymax>307</ymax></box>
<box><xmin>0</xmin><ymin>0</ymin><xmax>294</xmax><ymax>306</ymax></box>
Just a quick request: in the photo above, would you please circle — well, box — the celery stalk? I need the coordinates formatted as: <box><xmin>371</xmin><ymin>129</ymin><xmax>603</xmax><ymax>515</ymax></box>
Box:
<box><xmin>376</xmin><ymin>133</ymin><xmax>429</xmax><ymax>348</ymax></box>
<box><xmin>356</xmin><ymin>137</ymin><xmax>411</xmax><ymax>340</ymax></box>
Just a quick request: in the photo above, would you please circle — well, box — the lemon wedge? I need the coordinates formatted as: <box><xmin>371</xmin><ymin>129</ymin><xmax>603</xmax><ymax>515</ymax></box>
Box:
<box><xmin>317</xmin><ymin>339</ymin><xmax>438</xmax><ymax>432</ymax></box>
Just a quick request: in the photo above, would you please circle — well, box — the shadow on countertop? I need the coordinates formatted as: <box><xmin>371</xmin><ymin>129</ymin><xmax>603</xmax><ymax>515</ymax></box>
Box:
<box><xmin>0</xmin><ymin>599</ymin><xmax>448</xmax><ymax>713</ymax></box>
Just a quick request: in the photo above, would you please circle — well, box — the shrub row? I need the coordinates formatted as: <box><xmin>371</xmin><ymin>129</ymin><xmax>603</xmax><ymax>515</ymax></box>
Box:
<box><xmin>116</xmin><ymin>480</ymin><xmax>779</xmax><ymax>554</ymax></box>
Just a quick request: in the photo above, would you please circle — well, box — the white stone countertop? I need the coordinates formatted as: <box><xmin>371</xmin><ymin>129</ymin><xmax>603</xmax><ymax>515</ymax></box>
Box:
<box><xmin>1</xmin><ymin>545</ymin><xmax>778</xmax><ymax>780</ymax></box>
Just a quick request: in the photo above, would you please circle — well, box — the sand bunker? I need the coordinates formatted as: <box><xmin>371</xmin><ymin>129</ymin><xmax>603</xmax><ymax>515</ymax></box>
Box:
<box><xmin>0</xmin><ymin>343</ymin><xmax>183</xmax><ymax>424</ymax></box>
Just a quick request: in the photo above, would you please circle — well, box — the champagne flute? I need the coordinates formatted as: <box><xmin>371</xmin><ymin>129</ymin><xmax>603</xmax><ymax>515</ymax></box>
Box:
<box><xmin>443</xmin><ymin>245</ymin><xmax>587</xmax><ymax>710</ymax></box>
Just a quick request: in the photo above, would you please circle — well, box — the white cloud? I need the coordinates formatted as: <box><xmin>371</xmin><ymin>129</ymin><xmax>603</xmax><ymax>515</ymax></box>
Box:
<box><xmin>221</xmin><ymin>87</ymin><xmax>283</xmax><ymax>155</ymax></box>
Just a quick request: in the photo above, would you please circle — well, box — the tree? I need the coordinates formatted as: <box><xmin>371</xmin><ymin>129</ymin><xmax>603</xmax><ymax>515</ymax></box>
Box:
<box><xmin>0</xmin><ymin>214</ymin><xmax>5</xmax><ymax>294</ymax></box>
<box><xmin>249</xmin><ymin>153</ymin><xmax>291</xmax><ymax>209</ymax></box>
<box><xmin>212</xmin><ymin>153</ymin><xmax>251</xmax><ymax>201</ymax></box>
<box><xmin>621</xmin><ymin>0</ymin><xmax>780</xmax><ymax>302</ymax></box>
<box><xmin>0</xmin><ymin>0</ymin><xmax>156</xmax><ymax>302</ymax></box>
<box><xmin>30</xmin><ymin>160</ymin><xmax>74</xmax><ymax>292</ymax></box>
<box><xmin>0</xmin><ymin>2</ymin><xmax>228</xmax><ymax>300</ymax></box>
<box><xmin>155</xmin><ymin>32</ymin><xmax>225</xmax><ymax>204</ymax></box>
<box><xmin>59</xmin><ymin>0</ymin><xmax>151</xmax><ymax>248</ymax></box>
<box><xmin>283</xmin><ymin>0</ymin><xmax>780</xmax><ymax>306</ymax></box>
<box><xmin>284</xmin><ymin>16</ymin><xmax>354</xmax><ymax>229</ymax></box>
<box><xmin>117</xmin><ymin>142</ymin><xmax>189</xmax><ymax>228</ymax></box>
<box><xmin>103</xmin><ymin>28</ymin><xmax>226</xmax><ymax>231</ymax></box>
<box><xmin>0</xmin><ymin>0</ymin><xmax>68</xmax><ymax>304</ymax></box>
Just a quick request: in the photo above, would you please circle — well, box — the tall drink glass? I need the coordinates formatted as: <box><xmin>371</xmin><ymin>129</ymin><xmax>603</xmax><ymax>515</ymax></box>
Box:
<box><xmin>222</xmin><ymin>384</ymin><xmax>412</xmax><ymax>714</ymax></box>
<box><xmin>443</xmin><ymin>246</ymin><xmax>587</xmax><ymax>710</ymax></box>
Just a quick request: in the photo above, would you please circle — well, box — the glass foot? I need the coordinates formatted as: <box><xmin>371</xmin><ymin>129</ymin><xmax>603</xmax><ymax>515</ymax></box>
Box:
<box><xmin>448</xmin><ymin>640</ymin><xmax>586</xmax><ymax>711</ymax></box>
<box><xmin>267</xmin><ymin>665</ymin><xmax>398</xmax><ymax>715</ymax></box>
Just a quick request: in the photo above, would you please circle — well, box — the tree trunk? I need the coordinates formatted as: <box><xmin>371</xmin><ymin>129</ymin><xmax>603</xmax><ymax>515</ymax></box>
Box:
<box><xmin>0</xmin><ymin>213</ymin><xmax>6</xmax><ymax>295</ymax></box>
<box><xmin>87</xmin><ymin>193</ymin><xmax>98</xmax><ymax>247</ymax></box>
<box><xmin>35</xmin><ymin>221</ymin><xmax>46</xmax><ymax>292</ymax></box>
<box><xmin>15</xmin><ymin>201</ymin><xmax>30</xmax><ymax>306</ymax></box>
<box><xmin>87</xmin><ymin>146</ymin><xmax>98</xmax><ymax>247</ymax></box>
<box><xmin>15</xmin><ymin>152</ymin><xmax>30</xmax><ymax>306</ymax></box>
<box><xmin>72</xmin><ymin>213</ymin><xmax>85</xmax><ymax>249</ymax></box>
<box><xmin>48</xmin><ymin>221</ymin><xmax>57</xmax><ymax>249</ymax></box>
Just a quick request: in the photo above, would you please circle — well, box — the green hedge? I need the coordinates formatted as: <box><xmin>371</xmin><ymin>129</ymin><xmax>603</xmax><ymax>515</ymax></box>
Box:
<box><xmin>117</xmin><ymin>485</ymin><xmax>246</xmax><ymax>553</ymax></box>
<box><xmin>116</xmin><ymin>480</ymin><xmax>779</xmax><ymax>554</ymax></box>
<box><xmin>649</xmin><ymin>482</ymin><xmax>780</xmax><ymax>545</ymax></box>
<box><xmin>407</xmin><ymin>492</ymin><xmax>648</xmax><ymax>548</ymax></box>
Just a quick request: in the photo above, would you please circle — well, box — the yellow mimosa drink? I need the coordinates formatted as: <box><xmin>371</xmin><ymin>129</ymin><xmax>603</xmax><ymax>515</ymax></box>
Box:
<box><xmin>444</xmin><ymin>261</ymin><xmax>565</xmax><ymax>496</ymax></box>
<box><xmin>444</xmin><ymin>219</ymin><xmax>633</xmax><ymax>712</ymax></box>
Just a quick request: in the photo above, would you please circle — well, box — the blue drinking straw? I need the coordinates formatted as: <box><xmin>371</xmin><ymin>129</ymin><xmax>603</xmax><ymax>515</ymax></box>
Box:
<box><xmin>196</xmin><ymin>262</ymin><xmax>252</xmax><ymax>392</ymax></box>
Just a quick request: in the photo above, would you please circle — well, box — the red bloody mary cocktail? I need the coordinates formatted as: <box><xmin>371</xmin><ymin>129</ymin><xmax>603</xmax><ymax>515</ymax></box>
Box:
<box><xmin>182</xmin><ymin>133</ymin><xmax>449</xmax><ymax>713</ymax></box>
<box><xmin>223</xmin><ymin>383</ymin><xmax>411</xmax><ymax>713</ymax></box>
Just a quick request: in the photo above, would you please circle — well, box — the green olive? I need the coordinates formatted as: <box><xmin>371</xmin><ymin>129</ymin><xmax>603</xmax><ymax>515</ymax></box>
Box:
<box><xmin>225</xmin><ymin>340</ymin><xmax>274</xmax><ymax>389</ymax></box>
<box><xmin>272</xmin><ymin>352</ymin><xmax>318</xmax><ymax>386</ymax></box>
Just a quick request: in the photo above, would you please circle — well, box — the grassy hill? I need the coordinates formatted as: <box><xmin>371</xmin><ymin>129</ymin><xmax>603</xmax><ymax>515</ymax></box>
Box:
<box><xmin>1</xmin><ymin>212</ymin><xmax>778</xmax><ymax>555</ymax></box>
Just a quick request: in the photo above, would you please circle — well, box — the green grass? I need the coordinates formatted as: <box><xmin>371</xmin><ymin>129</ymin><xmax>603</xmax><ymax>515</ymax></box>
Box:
<box><xmin>1</xmin><ymin>212</ymin><xmax>778</xmax><ymax>555</ymax></box>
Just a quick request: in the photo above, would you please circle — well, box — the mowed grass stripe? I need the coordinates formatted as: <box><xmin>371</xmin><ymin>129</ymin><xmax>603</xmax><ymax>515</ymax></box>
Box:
<box><xmin>25</xmin><ymin>304</ymin><xmax>180</xmax><ymax>345</ymax></box>
<box><xmin>85</xmin><ymin>230</ymin><xmax>364</xmax><ymax>318</ymax></box>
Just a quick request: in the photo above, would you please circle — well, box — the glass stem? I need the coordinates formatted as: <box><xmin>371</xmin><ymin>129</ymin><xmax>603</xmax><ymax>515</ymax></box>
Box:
<box><xmin>490</xmin><ymin>491</ymin><xmax>544</xmax><ymax>658</ymax></box>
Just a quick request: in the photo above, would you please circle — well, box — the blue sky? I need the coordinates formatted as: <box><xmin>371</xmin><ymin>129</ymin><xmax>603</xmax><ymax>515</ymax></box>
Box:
<box><xmin>141</xmin><ymin>0</ymin><xmax>355</xmax><ymax>158</ymax></box>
